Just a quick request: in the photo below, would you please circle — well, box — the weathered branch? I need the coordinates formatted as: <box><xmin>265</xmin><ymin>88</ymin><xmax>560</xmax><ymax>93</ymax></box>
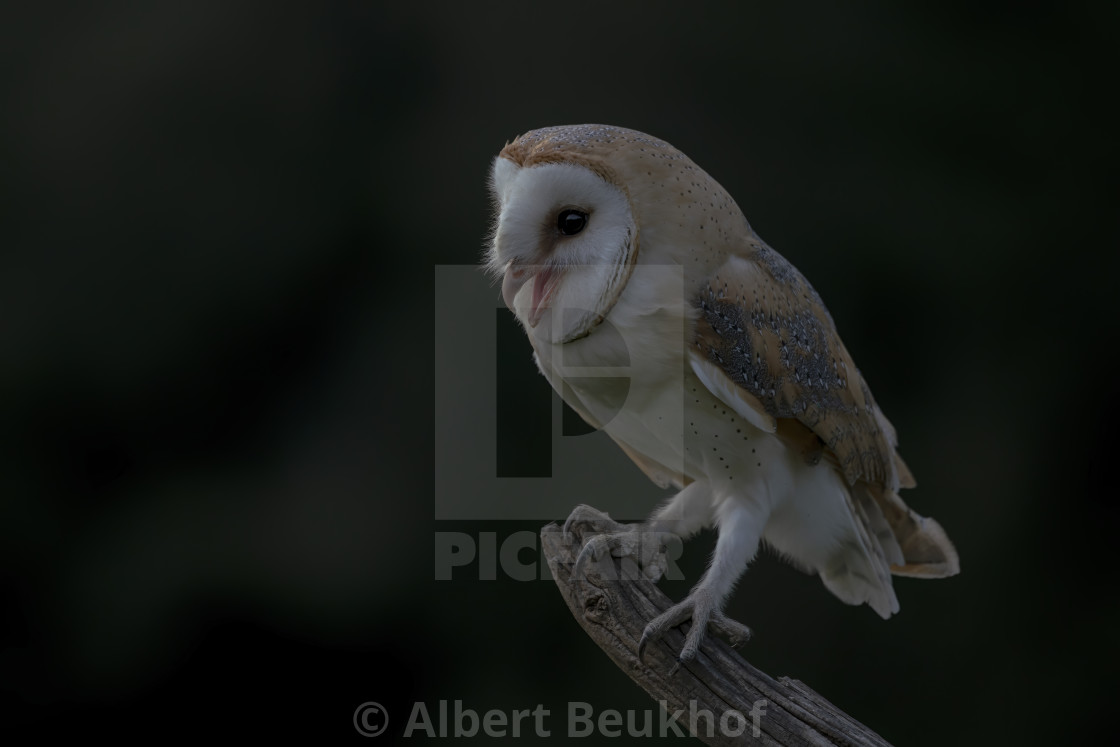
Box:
<box><xmin>541</xmin><ymin>509</ymin><xmax>893</xmax><ymax>746</ymax></box>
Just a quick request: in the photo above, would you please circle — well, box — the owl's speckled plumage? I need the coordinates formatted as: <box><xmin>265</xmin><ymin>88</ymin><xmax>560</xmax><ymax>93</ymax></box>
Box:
<box><xmin>694</xmin><ymin>247</ymin><xmax>911</xmax><ymax>490</ymax></box>
<box><xmin>487</xmin><ymin>124</ymin><xmax>958</xmax><ymax>662</ymax></box>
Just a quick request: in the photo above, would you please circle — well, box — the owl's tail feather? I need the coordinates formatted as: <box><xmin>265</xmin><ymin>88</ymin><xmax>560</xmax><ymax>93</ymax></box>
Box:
<box><xmin>818</xmin><ymin>480</ymin><xmax>959</xmax><ymax>619</ymax></box>
<box><xmin>818</xmin><ymin>484</ymin><xmax>901</xmax><ymax>620</ymax></box>
<box><xmin>867</xmin><ymin>485</ymin><xmax>961</xmax><ymax>578</ymax></box>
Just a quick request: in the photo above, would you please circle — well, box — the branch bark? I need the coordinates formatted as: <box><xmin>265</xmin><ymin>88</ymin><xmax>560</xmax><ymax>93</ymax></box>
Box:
<box><xmin>541</xmin><ymin>510</ymin><xmax>893</xmax><ymax>746</ymax></box>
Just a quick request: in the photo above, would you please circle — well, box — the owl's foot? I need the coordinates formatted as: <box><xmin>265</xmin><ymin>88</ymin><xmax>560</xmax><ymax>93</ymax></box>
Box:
<box><xmin>562</xmin><ymin>504</ymin><xmax>626</xmax><ymax>538</ymax></box>
<box><xmin>563</xmin><ymin>504</ymin><xmax>677</xmax><ymax>583</ymax></box>
<box><xmin>638</xmin><ymin>588</ymin><xmax>752</xmax><ymax>665</ymax></box>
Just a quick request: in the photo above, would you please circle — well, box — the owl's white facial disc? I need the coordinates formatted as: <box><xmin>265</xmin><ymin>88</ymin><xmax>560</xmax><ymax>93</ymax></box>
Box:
<box><xmin>488</xmin><ymin>158</ymin><xmax>636</xmax><ymax>345</ymax></box>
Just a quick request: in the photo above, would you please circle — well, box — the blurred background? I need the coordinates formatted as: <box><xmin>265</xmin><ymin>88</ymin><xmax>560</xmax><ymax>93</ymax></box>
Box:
<box><xmin>2</xmin><ymin>1</ymin><xmax>1116</xmax><ymax>742</ymax></box>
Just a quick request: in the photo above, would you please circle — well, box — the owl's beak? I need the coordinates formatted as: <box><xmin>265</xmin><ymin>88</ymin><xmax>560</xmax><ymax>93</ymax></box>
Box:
<box><xmin>502</xmin><ymin>264</ymin><xmax>564</xmax><ymax>328</ymax></box>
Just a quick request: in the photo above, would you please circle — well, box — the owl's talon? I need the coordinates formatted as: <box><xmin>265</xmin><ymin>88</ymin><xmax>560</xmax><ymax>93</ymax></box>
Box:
<box><xmin>563</xmin><ymin>505</ymin><xmax>676</xmax><ymax>583</ymax></box>
<box><xmin>712</xmin><ymin>612</ymin><xmax>753</xmax><ymax>648</ymax></box>
<box><xmin>571</xmin><ymin>529</ymin><xmax>676</xmax><ymax>583</ymax></box>
<box><xmin>562</xmin><ymin>504</ymin><xmax>624</xmax><ymax>540</ymax></box>
<box><xmin>571</xmin><ymin>534</ymin><xmax>610</xmax><ymax>581</ymax></box>
<box><xmin>638</xmin><ymin>589</ymin><xmax>751</xmax><ymax>664</ymax></box>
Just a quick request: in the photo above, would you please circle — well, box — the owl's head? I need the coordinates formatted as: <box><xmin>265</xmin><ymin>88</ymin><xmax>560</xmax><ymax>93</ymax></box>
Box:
<box><xmin>486</xmin><ymin>125</ymin><xmax>750</xmax><ymax>345</ymax></box>
<box><xmin>484</xmin><ymin>129</ymin><xmax>636</xmax><ymax>345</ymax></box>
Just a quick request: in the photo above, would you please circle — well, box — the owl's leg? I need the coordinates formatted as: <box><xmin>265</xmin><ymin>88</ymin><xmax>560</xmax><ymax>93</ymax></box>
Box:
<box><xmin>639</xmin><ymin>499</ymin><xmax>764</xmax><ymax>664</ymax></box>
<box><xmin>566</xmin><ymin>481</ymin><xmax>711</xmax><ymax>583</ymax></box>
<box><xmin>644</xmin><ymin>480</ymin><xmax>714</xmax><ymax>538</ymax></box>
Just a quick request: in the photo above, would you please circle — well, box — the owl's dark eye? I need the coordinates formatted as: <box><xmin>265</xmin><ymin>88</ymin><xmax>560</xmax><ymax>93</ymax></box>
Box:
<box><xmin>557</xmin><ymin>209</ymin><xmax>588</xmax><ymax>236</ymax></box>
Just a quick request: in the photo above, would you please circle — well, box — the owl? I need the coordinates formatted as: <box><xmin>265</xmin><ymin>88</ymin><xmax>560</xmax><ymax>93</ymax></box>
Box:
<box><xmin>485</xmin><ymin>124</ymin><xmax>958</xmax><ymax>663</ymax></box>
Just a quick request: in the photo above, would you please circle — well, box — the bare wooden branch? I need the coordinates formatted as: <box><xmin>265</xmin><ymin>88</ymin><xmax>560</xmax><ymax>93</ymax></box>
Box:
<box><xmin>541</xmin><ymin>510</ymin><xmax>893</xmax><ymax>746</ymax></box>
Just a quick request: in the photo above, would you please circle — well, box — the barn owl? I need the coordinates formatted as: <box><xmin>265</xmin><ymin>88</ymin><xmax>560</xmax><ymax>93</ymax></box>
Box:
<box><xmin>485</xmin><ymin>124</ymin><xmax>959</xmax><ymax>663</ymax></box>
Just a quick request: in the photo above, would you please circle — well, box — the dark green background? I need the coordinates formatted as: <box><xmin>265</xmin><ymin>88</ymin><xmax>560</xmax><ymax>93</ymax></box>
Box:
<box><xmin>3</xmin><ymin>1</ymin><xmax>1116</xmax><ymax>742</ymax></box>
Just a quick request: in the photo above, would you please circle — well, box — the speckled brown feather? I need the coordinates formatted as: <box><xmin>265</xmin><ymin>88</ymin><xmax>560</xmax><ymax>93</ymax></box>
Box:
<box><xmin>692</xmin><ymin>240</ymin><xmax>912</xmax><ymax>492</ymax></box>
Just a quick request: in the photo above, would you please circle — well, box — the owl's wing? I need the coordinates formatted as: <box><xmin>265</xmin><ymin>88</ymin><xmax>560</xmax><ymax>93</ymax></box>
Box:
<box><xmin>690</xmin><ymin>243</ymin><xmax>958</xmax><ymax>578</ymax></box>
<box><xmin>690</xmin><ymin>243</ymin><xmax>910</xmax><ymax>491</ymax></box>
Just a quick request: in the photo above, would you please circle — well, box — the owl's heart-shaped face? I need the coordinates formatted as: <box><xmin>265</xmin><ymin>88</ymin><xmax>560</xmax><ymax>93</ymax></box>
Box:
<box><xmin>487</xmin><ymin>157</ymin><xmax>637</xmax><ymax>345</ymax></box>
